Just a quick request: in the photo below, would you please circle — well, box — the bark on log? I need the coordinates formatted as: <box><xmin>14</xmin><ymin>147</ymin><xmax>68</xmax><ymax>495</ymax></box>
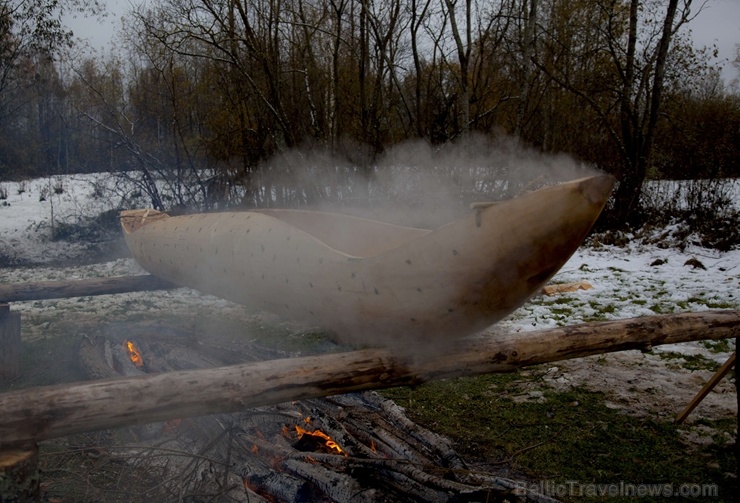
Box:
<box><xmin>0</xmin><ymin>305</ymin><xmax>21</xmax><ymax>381</ymax></box>
<box><xmin>0</xmin><ymin>310</ymin><xmax>737</xmax><ymax>449</ymax></box>
<box><xmin>0</xmin><ymin>275</ymin><xmax>177</xmax><ymax>303</ymax></box>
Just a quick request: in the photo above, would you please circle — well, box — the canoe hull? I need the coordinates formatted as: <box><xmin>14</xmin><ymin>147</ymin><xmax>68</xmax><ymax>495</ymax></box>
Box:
<box><xmin>121</xmin><ymin>175</ymin><xmax>614</xmax><ymax>350</ymax></box>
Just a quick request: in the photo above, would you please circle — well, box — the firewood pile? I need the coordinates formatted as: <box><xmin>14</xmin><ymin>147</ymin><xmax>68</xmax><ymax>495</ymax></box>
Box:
<box><xmin>235</xmin><ymin>392</ymin><xmax>556</xmax><ymax>502</ymax></box>
<box><xmin>68</xmin><ymin>329</ymin><xmax>558</xmax><ymax>502</ymax></box>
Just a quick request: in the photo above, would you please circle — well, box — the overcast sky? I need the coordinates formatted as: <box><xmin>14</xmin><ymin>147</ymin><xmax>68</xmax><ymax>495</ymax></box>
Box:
<box><xmin>65</xmin><ymin>0</ymin><xmax>739</xmax><ymax>84</ymax></box>
<box><xmin>684</xmin><ymin>0</ymin><xmax>740</xmax><ymax>83</ymax></box>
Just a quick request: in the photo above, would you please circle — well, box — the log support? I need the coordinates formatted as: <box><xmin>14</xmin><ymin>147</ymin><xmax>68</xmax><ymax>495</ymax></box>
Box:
<box><xmin>0</xmin><ymin>304</ymin><xmax>21</xmax><ymax>382</ymax></box>
<box><xmin>0</xmin><ymin>310</ymin><xmax>737</xmax><ymax>450</ymax></box>
<box><xmin>676</xmin><ymin>352</ymin><xmax>736</xmax><ymax>424</ymax></box>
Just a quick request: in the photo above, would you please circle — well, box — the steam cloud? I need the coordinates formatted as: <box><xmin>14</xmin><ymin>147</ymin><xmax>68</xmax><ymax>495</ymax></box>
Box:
<box><xmin>257</xmin><ymin>133</ymin><xmax>601</xmax><ymax>228</ymax></box>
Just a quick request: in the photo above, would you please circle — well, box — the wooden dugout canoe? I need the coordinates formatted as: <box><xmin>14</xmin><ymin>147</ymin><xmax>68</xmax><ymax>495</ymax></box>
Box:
<box><xmin>121</xmin><ymin>175</ymin><xmax>614</xmax><ymax>350</ymax></box>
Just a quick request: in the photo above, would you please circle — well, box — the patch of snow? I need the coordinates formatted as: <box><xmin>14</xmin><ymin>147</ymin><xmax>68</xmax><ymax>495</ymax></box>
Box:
<box><xmin>499</xmin><ymin>242</ymin><xmax>739</xmax><ymax>333</ymax></box>
<box><xmin>0</xmin><ymin>174</ymin><xmax>141</xmax><ymax>265</ymax></box>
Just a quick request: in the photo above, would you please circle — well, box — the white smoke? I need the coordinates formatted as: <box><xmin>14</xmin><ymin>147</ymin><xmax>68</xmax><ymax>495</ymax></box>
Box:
<box><xmin>256</xmin><ymin>133</ymin><xmax>601</xmax><ymax>228</ymax></box>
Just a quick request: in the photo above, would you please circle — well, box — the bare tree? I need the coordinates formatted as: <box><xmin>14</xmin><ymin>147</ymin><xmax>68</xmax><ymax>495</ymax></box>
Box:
<box><xmin>440</xmin><ymin>0</ymin><xmax>472</xmax><ymax>137</ymax></box>
<box><xmin>534</xmin><ymin>0</ymin><xmax>695</xmax><ymax>227</ymax></box>
<box><xmin>514</xmin><ymin>0</ymin><xmax>537</xmax><ymax>137</ymax></box>
<box><xmin>0</xmin><ymin>0</ymin><xmax>103</xmax><ymax>177</ymax></box>
<box><xmin>409</xmin><ymin>0</ymin><xmax>433</xmax><ymax>137</ymax></box>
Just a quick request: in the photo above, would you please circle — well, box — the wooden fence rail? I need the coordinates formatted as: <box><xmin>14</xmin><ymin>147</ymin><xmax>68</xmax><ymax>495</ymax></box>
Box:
<box><xmin>0</xmin><ymin>275</ymin><xmax>177</xmax><ymax>303</ymax></box>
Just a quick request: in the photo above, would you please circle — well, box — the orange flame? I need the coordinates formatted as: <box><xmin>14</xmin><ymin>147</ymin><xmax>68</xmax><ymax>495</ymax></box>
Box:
<box><xmin>295</xmin><ymin>425</ymin><xmax>346</xmax><ymax>456</ymax></box>
<box><xmin>125</xmin><ymin>341</ymin><xmax>144</xmax><ymax>367</ymax></box>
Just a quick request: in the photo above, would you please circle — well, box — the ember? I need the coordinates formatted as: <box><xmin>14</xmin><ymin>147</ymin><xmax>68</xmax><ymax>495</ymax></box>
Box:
<box><xmin>124</xmin><ymin>340</ymin><xmax>144</xmax><ymax>367</ymax></box>
<box><xmin>294</xmin><ymin>425</ymin><xmax>346</xmax><ymax>456</ymax></box>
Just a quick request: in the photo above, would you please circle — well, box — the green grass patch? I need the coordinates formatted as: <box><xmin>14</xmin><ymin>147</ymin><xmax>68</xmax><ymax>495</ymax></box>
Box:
<box><xmin>656</xmin><ymin>351</ymin><xmax>720</xmax><ymax>372</ymax></box>
<box><xmin>535</xmin><ymin>296</ymin><xmax>578</xmax><ymax>307</ymax></box>
<box><xmin>381</xmin><ymin>373</ymin><xmax>736</xmax><ymax>502</ymax></box>
<box><xmin>700</xmin><ymin>339</ymin><xmax>734</xmax><ymax>354</ymax></box>
<box><xmin>700</xmin><ymin>339</ymin><xmax>733</xmax><ymax>354</ymax></box>
<box><xmin>550</xmin><ymin>307</ymin><xmax>574</xmax><ymax>316</ymax></box>
<box><xmin>704</xmin><ymin>300</ymin><xmax>737</xmax><ymax>309</ymax></box>
<box><xmin>649</xmin><ymin>303</ymin><xmax>676</xmax><ymax>314</ymax></box>
<box><xmin>586</xmin><ymin>302</ymin><xmax>617</xmax><ymax>319</ymax></box>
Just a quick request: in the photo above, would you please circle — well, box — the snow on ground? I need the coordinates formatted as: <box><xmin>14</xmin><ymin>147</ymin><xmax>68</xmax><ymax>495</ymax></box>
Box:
<box><xmin>504</xmin><ymin>241</ymin><xmax>739</xmax><ymax>334</ymax></box>
<box><xmin>0</xmin><ymin>174</ymin><xmax>138</xmax><ymax>265</ymax></box>
<box><xmin>1</xmin><ymin>173</ymin><xmax>738</xmax><ymax>420</ymax></box>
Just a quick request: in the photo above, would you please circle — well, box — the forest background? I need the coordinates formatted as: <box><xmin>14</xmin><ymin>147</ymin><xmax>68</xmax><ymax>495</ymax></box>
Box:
<box><xmin>1</xmin><ymin>0</ymin><xmax>739</xmax><ymax>234</ymax></box>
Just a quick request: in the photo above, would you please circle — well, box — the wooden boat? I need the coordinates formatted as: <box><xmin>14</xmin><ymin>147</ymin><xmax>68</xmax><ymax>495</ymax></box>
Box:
<box><xmin>121</xmin><ymin>175</ymin><xmax>614</xmax><ymax>350</ymax></box>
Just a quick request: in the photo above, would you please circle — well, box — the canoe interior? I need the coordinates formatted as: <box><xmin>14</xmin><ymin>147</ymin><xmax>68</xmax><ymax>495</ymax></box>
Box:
<box><xmin>254</xmin><ymin>209</ymin><xmax>431</xmax><ymax>257</ymax></box>
<box><xmin>122</xmin><ymin>208</ymin><xmax>431</xmax><ymax>258</ymax></box>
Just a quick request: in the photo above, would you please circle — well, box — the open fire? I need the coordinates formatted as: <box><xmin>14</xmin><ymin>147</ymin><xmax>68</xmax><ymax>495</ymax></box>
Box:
<box><xmin>294</xmin><ymin>424</ymin><xmax>346</xmax><ymax>456</ymax></box>
<box><xmin>75</xmin><ymin>328</ymin><xmax>555</xmax><ymax>502</ymax></box>
<box><xmin>124</xmin><ymin>340</ymin><xmax>144</xmax><ymax>367</ymax></box>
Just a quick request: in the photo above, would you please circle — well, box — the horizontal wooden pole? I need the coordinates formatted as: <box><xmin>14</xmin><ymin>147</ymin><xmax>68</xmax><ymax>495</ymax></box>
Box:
<box><xmin>0</xmin><ymin>275</ymin><xmax>177</xmax><ymax>303</ymax></box>
<box><xmin>0</xmin><ymin>310</ymin><xmax>738</xmax><ymax>449</ymax></box>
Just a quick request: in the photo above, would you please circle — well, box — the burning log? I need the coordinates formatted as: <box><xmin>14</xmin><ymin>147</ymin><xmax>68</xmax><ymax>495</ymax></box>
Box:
<box><xmin>0</xmin><ymin>310</ymin><xmax>737</xmax><ymax>449</ymax></box>
<box><xmin>76</xmin><ymin>333</ymin><xmax>565</xmax><ymax>503</ymax></box>
<box><xmin>124</xmin><ymin>340</ymin><xmax>145</xmax><ymax>368</ymax></box>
